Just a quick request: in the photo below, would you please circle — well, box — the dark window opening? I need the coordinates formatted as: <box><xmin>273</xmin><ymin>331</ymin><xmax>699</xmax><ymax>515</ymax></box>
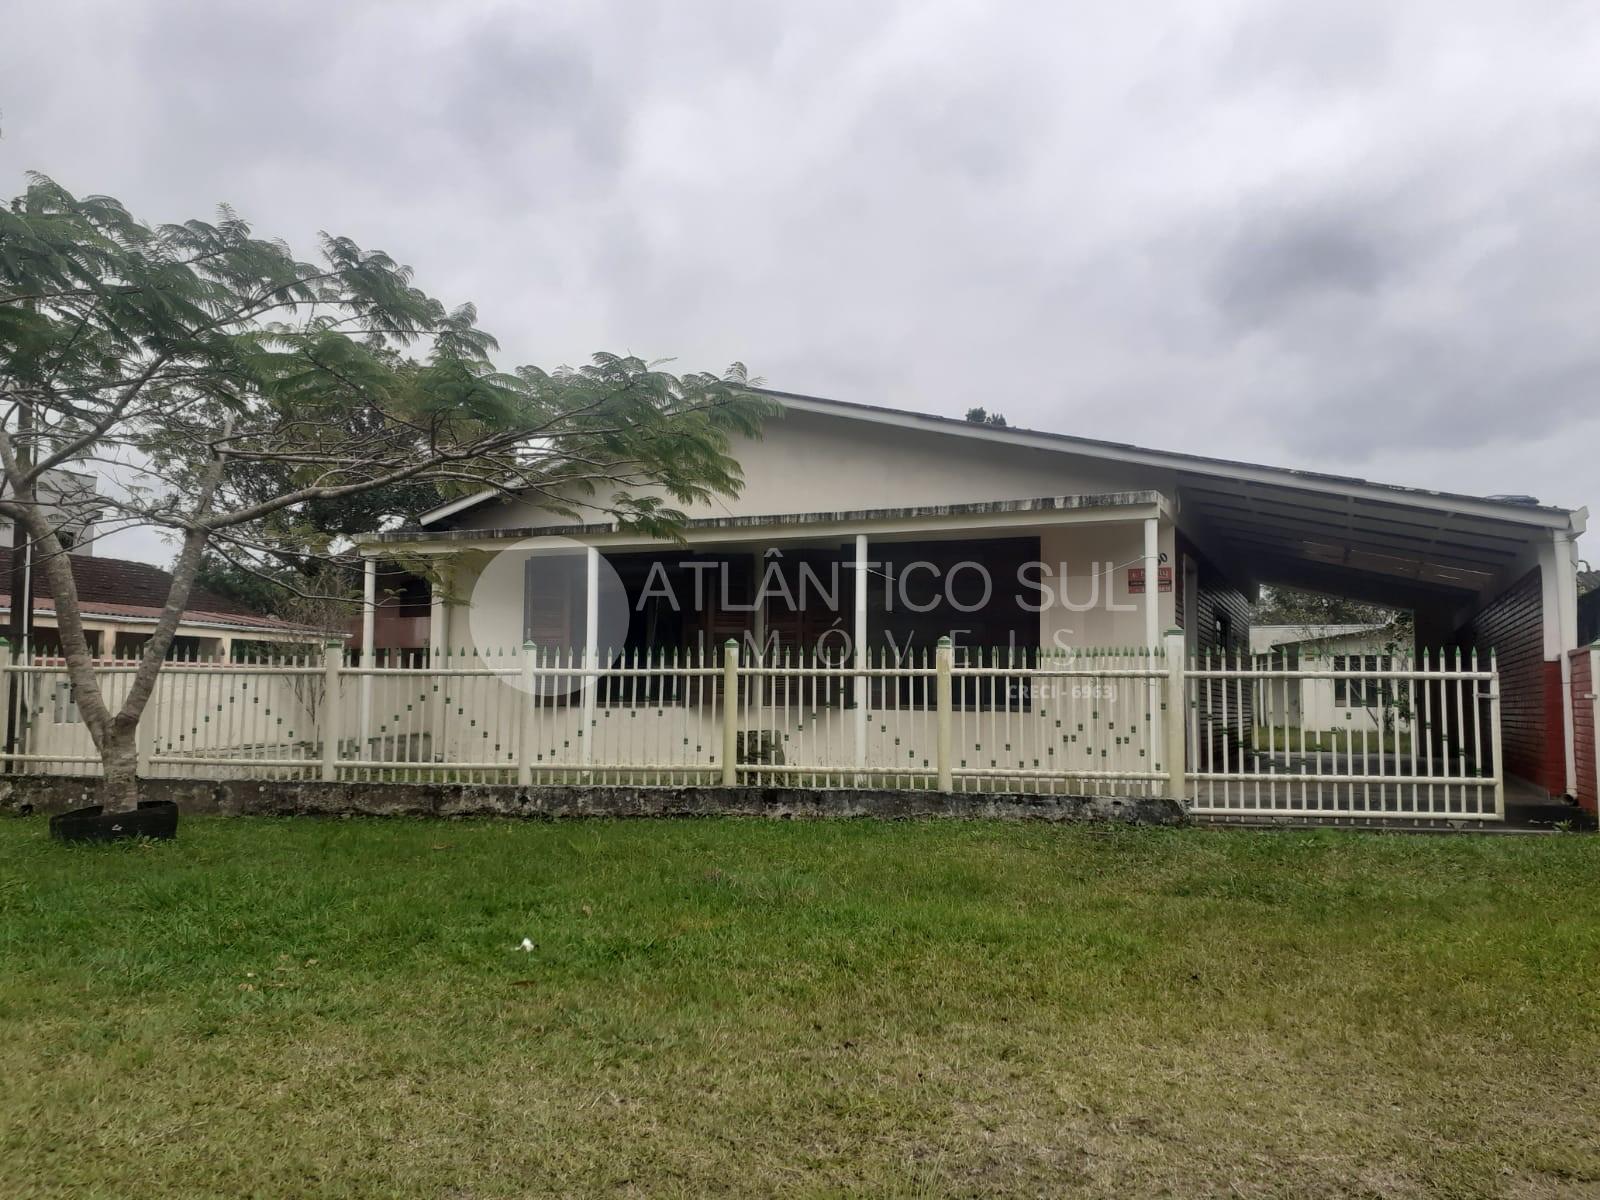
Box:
<box><xmin>521</xmin><ymin>539</ymin><xmax>1043</xmax><ymax>711</ymax></box>
<box><xmin>1335</xmin><ymin>654</ymin><xmax>1394</xmax><ymax>707</ymax></box>
<box><xmin>380</xmin><ymin>572</ymin><xmax>432</xmax><ymax>617</ymax></box>
<box><xmin>28</xmin><ymin>628</ymin><xmax>102</xmax><ymax>661</ymax></box>
<box><xmin>869</xmin><ymin>538</ymin><xmax>1041</xmax><ymax>711</ymax></box>
<box><xmin>111</xmin><ymin>632</ymin><xmax>218</xmax><ymax>662</ymax></box>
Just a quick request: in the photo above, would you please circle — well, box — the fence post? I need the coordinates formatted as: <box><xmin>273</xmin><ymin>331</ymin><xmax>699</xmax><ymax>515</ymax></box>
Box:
<box><xmin>0</xmin><ymin>638</ymin><xmax>11</xmax><ymax>770</ymax></box>
<box><xmin>135</xmin><ymin>710</ymin><xmax>154</xmax><ymax>778</ymax></box>
<box><xmin>935</xmin><ymin>636</ymin><xmax>953</xmax><ymax>791</ymax></box>
<box><xmin>1488</xmin><ymin>647</ymin><xmax>1504</xmax><ymax>819</ymax></box>
<box><xmin>321</xmin><ymin>639</ymin><xmax>342</xmax><ymax>783</ymax></box>
<box><xmin>721</xmin><ymin>638</ymin><xmax>738</xmax><ymax>787</ymax></box>
<box><xmin>1163</xmin><ymin>628</ymin><xmax>1188</xmax><ymax>802</ymax></box>
<box><xmin>517</xmin><ymin>641</ymin><xmax>536</xmax><ymax>788</ymax></box>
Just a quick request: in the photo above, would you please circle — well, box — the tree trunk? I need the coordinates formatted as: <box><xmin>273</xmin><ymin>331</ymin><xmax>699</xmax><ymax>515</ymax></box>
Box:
<box><xmin>98</xmin><ymin>723</ymin><xmax>140</xmax><ymax>813</ymax></box>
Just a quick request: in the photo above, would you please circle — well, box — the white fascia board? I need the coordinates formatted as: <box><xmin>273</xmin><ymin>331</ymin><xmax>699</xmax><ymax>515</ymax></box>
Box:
<box><xmin>418</xmin><ymin>490</ymin><xmax>499</xmax><ymax>526</ymax></box>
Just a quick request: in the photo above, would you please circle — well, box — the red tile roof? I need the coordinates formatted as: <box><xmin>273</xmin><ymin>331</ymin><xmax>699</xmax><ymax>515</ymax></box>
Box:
<box><xmin>0</xmin><ymin>547</ymin><xmax>325</xmax><ymax>634</ymax></box>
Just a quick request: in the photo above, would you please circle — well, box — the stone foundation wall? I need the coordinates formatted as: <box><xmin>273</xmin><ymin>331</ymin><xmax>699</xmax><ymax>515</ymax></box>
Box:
<box><xmin>0</xmin><ymin>775</ymin><xmax>1185</xmax><ymax>826</ymax></box>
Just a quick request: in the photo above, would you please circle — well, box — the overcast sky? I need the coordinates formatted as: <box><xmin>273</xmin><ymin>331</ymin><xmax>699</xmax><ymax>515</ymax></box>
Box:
<box><xmin>3</xmin><ymin>1</ymin><xmax>1597</xmax><ymax>569</ymax></box>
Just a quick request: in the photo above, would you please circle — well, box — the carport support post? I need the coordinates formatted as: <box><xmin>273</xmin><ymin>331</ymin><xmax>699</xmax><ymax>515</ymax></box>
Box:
<box><xmin>936</xmin><ymin>636</ymin><xmax>953</xmax><ymax>791</ymax></box>
<box><xmin>1145</xmin><ymin>521</ymin><xmax>1168</xmax><ymax>802</ymax></box>
<box><xmin>1163</xmin><ymin>628</ymin><xmax>1188</xmax><ymax>802</ymax></box>
<box><xmin>321</xmin><ymin>639</ymin><xmax>342</xmax><ymax>782</ymax></box>
<box><xmin>722</xmin><ymin>638</ymin><xmax>738</xmax><ymax>786</ymax></box>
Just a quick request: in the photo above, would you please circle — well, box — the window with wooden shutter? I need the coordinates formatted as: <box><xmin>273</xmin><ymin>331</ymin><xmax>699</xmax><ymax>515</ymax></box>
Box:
<box><xmin>523</xmin><ymin>554</ymin><xmax>584</xmax><ymax>653</ymax></box>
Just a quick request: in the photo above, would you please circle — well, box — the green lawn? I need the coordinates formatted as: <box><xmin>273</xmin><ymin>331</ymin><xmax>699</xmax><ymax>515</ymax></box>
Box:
<box><xmin>1252</xmin><ymin>725</ymin><xmax>1416</xmax><ymax>754</ymax></box>
<box><xmin>3</xmin><ymin>817</ymin><xmax>1598</xmax><ymax>1198</ymax></box>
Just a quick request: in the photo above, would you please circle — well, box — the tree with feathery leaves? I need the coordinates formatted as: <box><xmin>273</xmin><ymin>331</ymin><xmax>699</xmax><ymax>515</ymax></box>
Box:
<box><xmin>0</xmin><ymin>174</ymin><xmax>774</xmax><ymax>811</ymax></box>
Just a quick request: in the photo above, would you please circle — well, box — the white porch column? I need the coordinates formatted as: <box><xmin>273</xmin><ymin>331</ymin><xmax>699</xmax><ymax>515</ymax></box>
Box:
<box><xmin>854</xmin><ymin>533</ymin><xmax>868</xmax><ymax>770</ymax></box>
<box><xmin>581</xmin><ymin>546</ymin><xmax>599</xmax><ymax>770</ymax></box>
<box><xmin>1142</xmin><ymin>517</ymin><xmax>1160</xmax><ymax>651</ymax></box>
<box><xmin>428</xmin><ymin>574</ymin><xmax>450</xmax><ymax>657</ymax></box>
<box><xmin>752</xmin><ymin>555</ymin><xmax>767</xmax><ymax>662</ymax></box>
<box><xmin>359</xmin><ymin>555</ymin><xmax>376</xmax><ymax>761</ymax></box>
<box><xmin>428</xmin><ymin>570</ymin><xmax>450</xmax><ymax>762</ymax></box>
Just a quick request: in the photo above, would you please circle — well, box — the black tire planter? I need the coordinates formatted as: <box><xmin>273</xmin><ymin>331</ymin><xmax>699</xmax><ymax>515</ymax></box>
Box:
<box><xmin>49</xmin><ymin>800</ymin><xmax>179</xmax><ymax>844</ymax></box>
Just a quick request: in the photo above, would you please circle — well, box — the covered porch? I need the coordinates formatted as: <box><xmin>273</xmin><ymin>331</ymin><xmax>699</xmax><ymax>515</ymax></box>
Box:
<box><xmin>355</xmin><ymin>492</ymin><xmax>1185</xmax><ymax>793</ymax></box>
<box><xmin>366</xmin><ymin>490</ymin><xmax>1187</xmax><ymax>674</ymax></box>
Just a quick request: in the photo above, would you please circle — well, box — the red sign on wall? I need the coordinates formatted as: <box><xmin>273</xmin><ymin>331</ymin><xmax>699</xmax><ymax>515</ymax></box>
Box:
<box><xmin>1128</xmin><ymin>566</ymin><xmax>1172</xmax><ymax>594</ymax></box>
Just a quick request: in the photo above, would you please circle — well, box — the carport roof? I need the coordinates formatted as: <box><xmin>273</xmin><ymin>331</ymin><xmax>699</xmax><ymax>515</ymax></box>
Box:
<box><xmin>761</xmin><ymin>391</ymin><xmax>1585</xmax><ymax>600</ymax></box>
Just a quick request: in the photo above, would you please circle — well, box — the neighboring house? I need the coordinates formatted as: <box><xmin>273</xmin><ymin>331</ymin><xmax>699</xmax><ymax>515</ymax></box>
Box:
<box><xmin>0</xmin><ymin>547</ymin><xmax>327</xmax><ymax>660</ymax></box>
<box><xmin>357</xmin><ymin>389</ymin><xmax>1589</xmax><ymax>798</ymax></box>
<box><xmin>347</xmin><ymin>567</ymin><xmax>432</xmax><ymax>652</ymax></box>
<box><xmin>0</xmin><ymin>467</ymin><xmax>105</xmax><ymax>555</ymax></box>
<box><xmin>1250</xmin><ymin>623</ymin><xmax>1399</xmax><ymax>734</ymax></box>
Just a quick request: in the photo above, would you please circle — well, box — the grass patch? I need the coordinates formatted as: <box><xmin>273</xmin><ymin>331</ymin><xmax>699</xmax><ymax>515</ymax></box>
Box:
<box><xmin>1253</xmin><ymin>725</ymin><xmax>1415</xmax><ymax>754</ymax></box>
<box><xmin>3</xmin><ymin>816</ymin><xmax>1598</xmax><ymax>1197</ymax></box>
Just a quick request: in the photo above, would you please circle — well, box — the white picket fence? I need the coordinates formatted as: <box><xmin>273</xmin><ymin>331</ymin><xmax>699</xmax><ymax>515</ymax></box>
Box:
<box><xmin>0</xmin><ymin>636</ymin><xmax>1505</xmax><ymax>819</ymax></box>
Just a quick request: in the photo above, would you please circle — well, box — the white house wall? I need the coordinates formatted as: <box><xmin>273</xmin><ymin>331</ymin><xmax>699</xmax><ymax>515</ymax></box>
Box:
<box><xmin>451</xmin><ymin>407</ymin><xmax>1178</xmax><ymax>532</ymax></box>
<box><xmin>1037</xmin><ymin>522</ymin><xmax>1175</xmax><ymax>649</ymax></box>
<box><xmin>1256</xmin><ymin>629</ymin><xmax>1396</xmax><ymax>734</ymax></box>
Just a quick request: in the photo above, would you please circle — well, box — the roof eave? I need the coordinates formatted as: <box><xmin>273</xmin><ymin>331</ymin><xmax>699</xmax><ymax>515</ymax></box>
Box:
<box><xmin>406</xmin><ymin>388</ymin><xmax>1586</xmax><ymax>535</ymax></box>
<box><xmin>761</xmin><ymin>390</ymin><xmax>1583</xmax><ymax>532</ymax></box>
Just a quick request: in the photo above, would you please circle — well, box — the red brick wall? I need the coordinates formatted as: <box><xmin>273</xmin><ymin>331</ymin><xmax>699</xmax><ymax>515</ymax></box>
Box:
<box><xmin>1460</xmin><ymin>568</ymin><xmax>1564</xmax><ymax>795</ymax></box>
<box><xmin>1571</xmin><ymin>649</ymin><xmax>1597</xmax><ymax>815</ymax></box>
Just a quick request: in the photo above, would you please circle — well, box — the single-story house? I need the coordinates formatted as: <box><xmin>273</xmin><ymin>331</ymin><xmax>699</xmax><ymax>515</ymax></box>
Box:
<box><xmin>0</xmin><ymin>547</ymin><xmax>328</xmax><ymax>660</ymax></box>
<box><xmin>0</xmin><ymin>467</ymin><xmax>104</xmax><ymax>556</ymax></box>
<box><xmin>1249</xmin><ymin>623</ymin><xmax>1402</xmax><ymax>735</ymax></box>
<box><xmin>358</xmin><ymin>390</ymin><xmax>1589</xmax><ymax>802</ymax></box>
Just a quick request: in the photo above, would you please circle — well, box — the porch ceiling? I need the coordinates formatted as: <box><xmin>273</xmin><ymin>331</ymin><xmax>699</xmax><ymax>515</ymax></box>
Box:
<box><xmin>1176</xmin><ymin>473</ymin><xmax>1543</xmax><ymax>599</ymax></box>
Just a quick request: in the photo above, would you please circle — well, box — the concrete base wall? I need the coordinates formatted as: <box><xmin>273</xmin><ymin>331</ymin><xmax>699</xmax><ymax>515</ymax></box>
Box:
<box><xmin>0</xmin><ymin>775</ymin><xmax>1185</xmax><ymax>826</ymax></box>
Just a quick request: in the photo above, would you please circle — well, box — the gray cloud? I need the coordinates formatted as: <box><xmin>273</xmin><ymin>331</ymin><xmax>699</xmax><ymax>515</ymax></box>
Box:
<box><xmin>1213</xmin><ymin>207</ymin><xmax>1396</xmax><ymax>326</ymax></box>
<box><xmin>2</xmin><ymin>0</ymin><xmax>1597</xmax><ymax>567</ymax></box>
